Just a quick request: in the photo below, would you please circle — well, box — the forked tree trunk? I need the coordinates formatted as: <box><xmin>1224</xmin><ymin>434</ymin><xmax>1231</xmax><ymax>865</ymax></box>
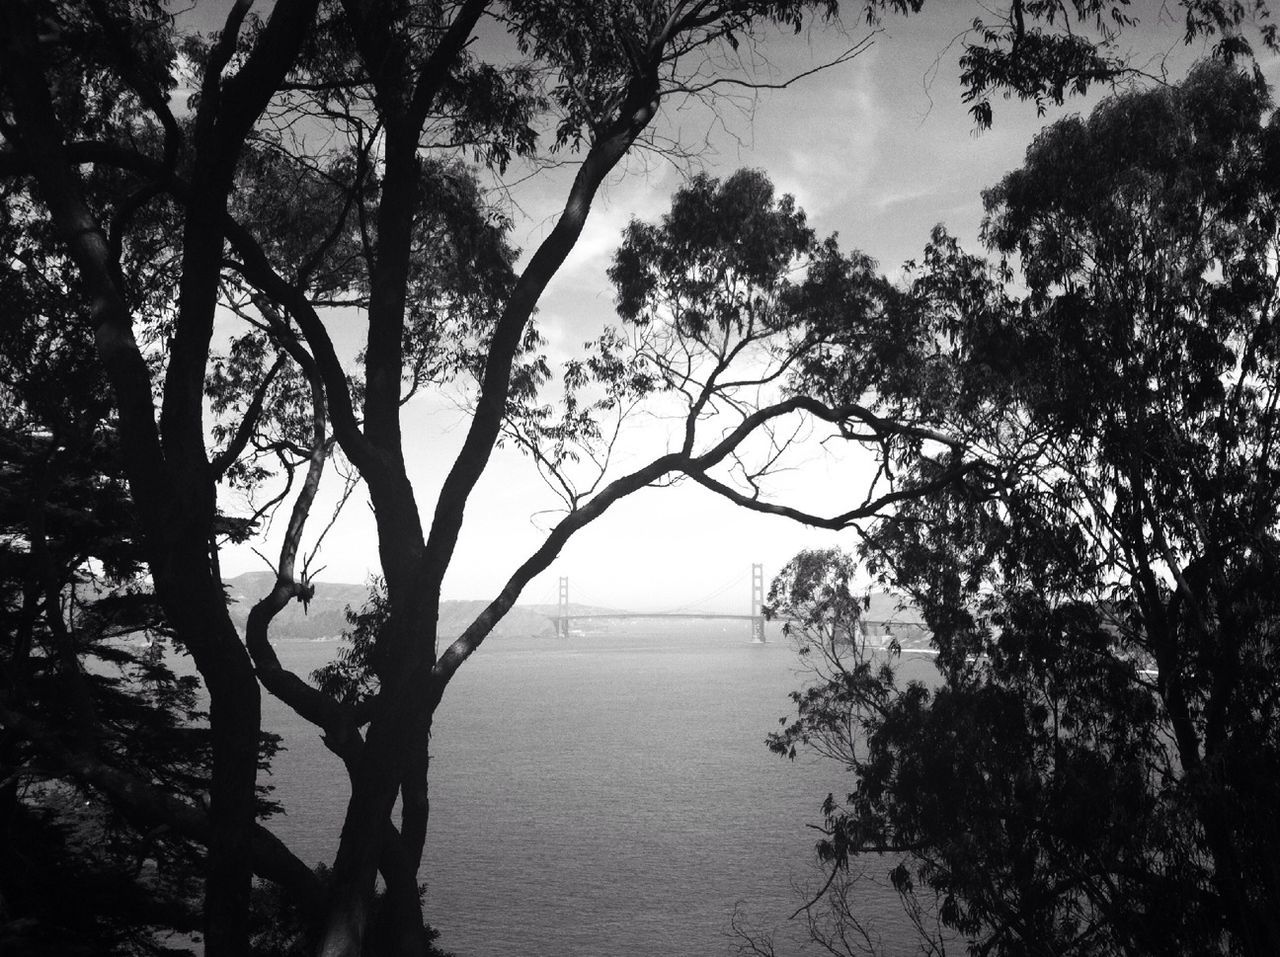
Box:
<box><xmin>378</xmin><ymin>825</ymin><xmax>430</xmax><ymax>957</ymax></box>
<box><xmin>379</xmin><ymin>715</ymin><xmax>433</xmax><ymax>955</ymax></box>
<box><xmin>319</xmin><ymin>692</ymin><xmax>433</xmax><ymax>956</ymax></box>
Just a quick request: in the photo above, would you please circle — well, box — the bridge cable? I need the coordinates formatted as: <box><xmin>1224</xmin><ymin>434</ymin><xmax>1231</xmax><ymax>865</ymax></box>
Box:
<box><xmin>651</xmin><ymin>567</ymin><xmax>748</xmax><ymax>615</ymax></box>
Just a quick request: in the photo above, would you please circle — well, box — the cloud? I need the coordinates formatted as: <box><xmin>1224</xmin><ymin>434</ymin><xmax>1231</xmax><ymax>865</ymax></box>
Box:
<box><xmin>746</xmin><ymin>46</ymin><xmax>887</xmax><ymax>223</ymax></box>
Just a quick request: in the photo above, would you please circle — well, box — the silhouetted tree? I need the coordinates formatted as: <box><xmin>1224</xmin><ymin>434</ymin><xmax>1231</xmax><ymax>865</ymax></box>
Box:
<box><xmin>0</xmin><ymin>227</ymin><xmax>290</xmax><ymax>952</ymax></box>
<box><xmin>768</xmin><ymin>62</ymin><xmax>1280</xmax><ymax>957</ymax></box>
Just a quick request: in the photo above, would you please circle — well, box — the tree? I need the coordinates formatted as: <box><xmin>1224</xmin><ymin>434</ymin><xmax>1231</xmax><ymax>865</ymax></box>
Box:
<box><xmin>0</xmin><ymin>225</ymin><xmax>288</xmax><ymax>952</ymax></box>
<box><xmin>768</xmin><ymin>62</ymin><xmax>1280</xmax><ymax>956</ymax></box>
<box><xmin>1</xmin><ymin>3</ymin><xmax>1275</xmax><ymax>955</ymax></box>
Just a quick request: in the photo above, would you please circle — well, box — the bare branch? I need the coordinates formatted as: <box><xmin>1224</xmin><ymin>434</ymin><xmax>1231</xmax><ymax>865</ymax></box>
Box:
<box><xmin>670</xmin><ymin>35</ymin><xmax>877</xmax><ymax>96</ymax></box>
<box><xmin>211</xmin><ymin>354</ymin><xmax>286</xmax><ymax>480</ymax></box>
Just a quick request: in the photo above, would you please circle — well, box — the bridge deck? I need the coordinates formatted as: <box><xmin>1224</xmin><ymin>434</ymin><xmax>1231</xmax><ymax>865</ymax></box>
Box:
<box><xmin>562</xmin><ymin>613</ymin><xmax>758</xmax><ymax>622</ymax></box>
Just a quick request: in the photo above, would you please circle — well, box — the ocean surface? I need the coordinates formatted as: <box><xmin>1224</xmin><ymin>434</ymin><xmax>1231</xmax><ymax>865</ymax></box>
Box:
<box><xmin>260</xmin><ymin>630</ymin><xmax>933</xmax><ymax>957</ymax></box>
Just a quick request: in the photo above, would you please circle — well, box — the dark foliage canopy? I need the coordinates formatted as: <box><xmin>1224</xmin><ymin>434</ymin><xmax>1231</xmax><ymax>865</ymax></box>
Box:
<box><xmin>769</xmin><ymin>61</ymin><xmax>1280</xmax><ymax>957</ymax></box>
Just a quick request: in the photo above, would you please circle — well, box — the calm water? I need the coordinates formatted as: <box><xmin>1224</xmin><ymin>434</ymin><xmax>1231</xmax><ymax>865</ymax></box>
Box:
<box><xmin>260</xmin><ymin>631</ymin><xmax>925</xmax><ymax>956</ymax></box>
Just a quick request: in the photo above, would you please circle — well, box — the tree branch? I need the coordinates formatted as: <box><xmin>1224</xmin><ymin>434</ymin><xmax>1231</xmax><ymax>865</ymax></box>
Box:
<box><xmin>434</xmin><ymin>450</ymin><xmax>684</xmax><ymax>681</ymax></box>
<box><xmin>423</xmin><ymin>70</ymin><xmax>663</xmax><ymax>604</ymax></box>
<box><xmin>211</xmin><ymin>354</ymin><xmax>286</xmax><ymax>480</ymax></box>
<box><xmin>5</xmin><ymin>136</ymin><xmax>381</xmax><ymax>481</ymax></box>
<box><xmin>408</xmin><ymin>0</ymin><xmax>490</xmax><ymax>129</ymax></box>
<box><xmin>686</xmin><ymin>458</ymin><xmax>982</xmax><ymax>530</ymax></box>
<box><xmin>241</xmin><ymin>310</ymin><xmax>362</xmax><ymax>749</ymax></box>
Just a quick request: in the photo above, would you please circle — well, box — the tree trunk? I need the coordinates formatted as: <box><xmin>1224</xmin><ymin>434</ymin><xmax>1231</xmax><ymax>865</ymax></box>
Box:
<box><xmin>318</xmin><ymin>692</ymin><xmax>430</xmax><ymax>956</ymax></box>
<box><xmin>378</xmin><ymin>713</ymin><xmax>433</xmax><ymax>956</ymax></box>
<box><xmin>378</xmin><ymin>822</ymin><xmax>429</xmax><ymax>957</ymax></box>
<box><xmin>203</xmin><ymin>658</ymin><xmax>263</xmax><ymax>953</ymax></box>
<box><xmin>155</xmin><ymin>543</ymin><xmax>263</xmax><ymax>955</ymax></box>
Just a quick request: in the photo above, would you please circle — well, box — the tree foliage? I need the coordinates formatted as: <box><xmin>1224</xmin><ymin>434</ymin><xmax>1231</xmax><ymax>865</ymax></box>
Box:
<box><xmin>770</xmin><ymin>62</ymin><xmax>1280</xmax><ymax>957</ymax></box>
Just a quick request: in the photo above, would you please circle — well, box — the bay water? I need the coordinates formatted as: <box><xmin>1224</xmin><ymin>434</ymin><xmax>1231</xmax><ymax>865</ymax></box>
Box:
<box><xmin>261</xmin><ymin>630</ymin><xmax>924</xmax><ymax>956</ymax></box>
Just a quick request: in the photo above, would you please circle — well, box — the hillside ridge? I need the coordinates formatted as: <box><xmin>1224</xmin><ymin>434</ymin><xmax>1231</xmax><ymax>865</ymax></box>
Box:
<box><xmin>222</xmin><ymin>572</ymin><xmax>613</xmax><ymax>641</ymax></box>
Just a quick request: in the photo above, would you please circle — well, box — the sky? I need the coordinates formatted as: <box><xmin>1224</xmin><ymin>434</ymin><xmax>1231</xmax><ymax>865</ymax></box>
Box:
<box><xmin>215</xmin><ymin>1</ymin><xmax>1280</xmax><ymax>612</ymax></box>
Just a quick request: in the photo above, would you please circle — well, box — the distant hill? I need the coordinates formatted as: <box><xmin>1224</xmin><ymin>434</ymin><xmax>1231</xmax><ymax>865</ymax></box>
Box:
<box><xmin>223</xmin><ymin>572</ymin><xmax>569</xmax><ymax>641</ymax></box>
<box><xmin>223</xmin><ymin>572</ymin><xmax>365</xmax><ymax>640</ymax></box>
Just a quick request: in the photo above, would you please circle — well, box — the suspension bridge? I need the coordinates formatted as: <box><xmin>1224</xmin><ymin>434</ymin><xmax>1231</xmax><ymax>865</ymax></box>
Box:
<box><xmin>542</xmin><ymin>564</ymin><xmax>936</xmax><ymax>650</ymax></box>
<box><xmin>553</xmin><ymin>564</ymin><xmax>768</xmax><ymax>641</ymax></box>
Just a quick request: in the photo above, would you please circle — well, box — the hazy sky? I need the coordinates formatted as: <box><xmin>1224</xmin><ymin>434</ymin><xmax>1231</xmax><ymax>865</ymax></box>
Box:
<box><xmin>214</xmin><ymin>2</ymin><xmax>1280</xmax><ymax>611</ymax></box>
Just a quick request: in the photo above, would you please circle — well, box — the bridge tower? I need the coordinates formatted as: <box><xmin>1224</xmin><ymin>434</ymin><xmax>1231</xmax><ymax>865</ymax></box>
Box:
<box><xmin>751</xmin><ymin>563</ymin><xmax>766</xmax><ymax>643</ymax></box>
<box><xmin>556</xmin><ymin>576</ymin><xmax>569</xmax><ymax>638</ymax></box>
